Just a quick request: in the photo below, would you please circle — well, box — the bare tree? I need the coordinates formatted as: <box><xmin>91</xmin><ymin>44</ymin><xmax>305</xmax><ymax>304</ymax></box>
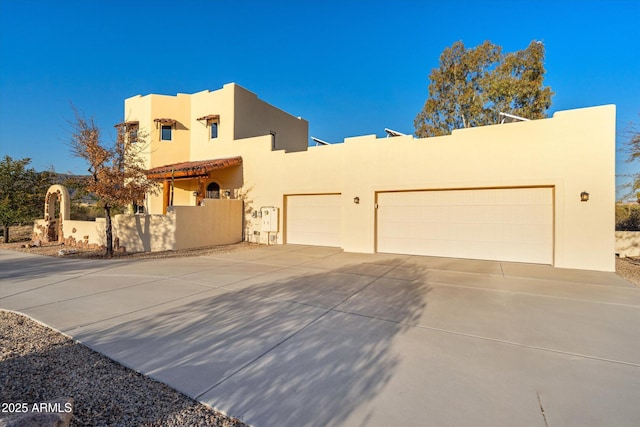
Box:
<box><xmin>621</xmin><ymin>117</ymin><xmax>640</xmax><ymax>202</ymax></box>
<box><xmin>69</xmin><ymin>111</ymin><xmax>158</xmax><ymax>257</ymax></box>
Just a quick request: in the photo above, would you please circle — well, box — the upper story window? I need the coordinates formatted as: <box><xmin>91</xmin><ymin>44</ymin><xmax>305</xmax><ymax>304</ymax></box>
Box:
<box><xmin>114</xmin><ymin>121</ymin><xmax>139</xmax><ymax>143</ymax></box>
<box><xmin>129</xmin><ymin>126</ymin><xmax>139</xmax><ymax>143</ymax></box>
<box><xmin>197</xmin><ymin>114</ymin><xmax>220</xmax><ymax>141</ymax></box>
<box><xmin>126</xmin><ymin>122</ymin><xmax>139</xmax><ymax>143</ymax></box>
<box><xmin>154</xmin><ymin>118</ymin><xmax>177</xmax><ymax>141</ymax></box>
<box><xmin>161</xmin><ymin>125</ymin><xmax>172</xmax><ymax>141</ymax></box>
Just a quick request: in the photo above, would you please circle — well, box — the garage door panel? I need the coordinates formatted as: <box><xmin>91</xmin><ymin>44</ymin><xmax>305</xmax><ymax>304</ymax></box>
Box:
<box><xmin>379</xmin><ymin>237</ymin><xmax>551</xmax><ymax>264</ymax></box>
<box><xmin>377</xmin><ymin>188</ymin><xmax>553</xmax><ymax>264</ymax></box>
<box><xmin>286</xmin><ymin>194</ymin><xmax>341</xmax><ymax>247</ymax></box>
<box><xmin>382</xmin><ymin>204</ymin><xmax>551</xmax><ymax>225</ymax></box>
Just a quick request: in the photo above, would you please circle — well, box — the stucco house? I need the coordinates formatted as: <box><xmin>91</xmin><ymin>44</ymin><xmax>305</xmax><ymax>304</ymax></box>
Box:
<box><xmin>118</xmin><ymin>83</ymin><xmax>614</xmax><ymax>272</ymax></box>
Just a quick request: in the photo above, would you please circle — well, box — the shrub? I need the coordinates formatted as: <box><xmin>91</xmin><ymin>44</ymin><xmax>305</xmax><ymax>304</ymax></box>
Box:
<box><xmin>616</xmin><ymin>204</ymin><xmax>640</xmax><ymax>231</ymax></box>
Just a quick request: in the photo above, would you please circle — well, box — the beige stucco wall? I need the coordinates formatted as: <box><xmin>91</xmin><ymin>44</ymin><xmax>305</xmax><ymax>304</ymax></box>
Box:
<box><xmin>232</xmin><ymin>105</ymin><xmax>615</xmax><ymax>272</ymax></box>
<box><xmin>190</xmin><ymin>87</ymin><xmax>236</xmax><ymax>154</ymax></box>
<box><xmin>113</xmin><ymin>213</ymin><xmax>176</xmax><ymax>252</ymax></box>
<box><xmin>34</xmin><ymin>218</ymin><xmax>106</xmax><ymax>247</ymax></box>
<box><xmin>124</xmin><ymin>93</ymin><xmax>191</xmax><ymax>170</ymax></box>
<box><xmin>63</xmin><ymin>219</ymin><xmax>106</xmax><ymax>246</ymax></box>
<box><xmin>173</xmin><ymin>199</ymin><xmax>243</xmax><ymax>250</ymax></box>
<box><xmin>125</xmin><ymin>84</ymin><xmax>307</xmax><ymax>168</ymax></box>
<box><xmin>232</xmin><ymin>84</ymin><xmax>308</xmax><ymax>152</ymax></box>
<box><xmin>127</xmin><ymin>83</ymin><xmax>307</xmax><ymax>215</ymax></box>
<box><xmin>115</xmin><ymin>200</ymin><xmax>242</xmax><ymax>252</ymax></box>
<box><xmin>32</xmin><ymin>199</ymin><xmax>242</xmax><ymax>253</ymax></box>
<box><xmin>127</xmin><ymin>84</ymin><xmax>615</xmax><ymax>271</ymax></box>
<box><xmin>123</xmin><ymin>95</ymin><xmax>152</xmax><ymax>170</ymax></box>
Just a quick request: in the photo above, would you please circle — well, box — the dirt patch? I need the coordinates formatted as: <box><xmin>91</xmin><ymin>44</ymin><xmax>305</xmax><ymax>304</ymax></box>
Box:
<box><xmin>0</xmin><ymin>224</ymin><xmax>33</xmax><ymax>243</ymax></box>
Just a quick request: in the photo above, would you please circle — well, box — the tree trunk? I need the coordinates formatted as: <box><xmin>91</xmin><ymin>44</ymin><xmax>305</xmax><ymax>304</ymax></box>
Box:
<box><xmin>3</xmin><ymin>224</ymin><xmax>8</xmax><ymax>243</ymax></box>
<box><xmin>104</xmin><ymin>205</ymin><xmax>113</xmax><ymax>258</ymax></box>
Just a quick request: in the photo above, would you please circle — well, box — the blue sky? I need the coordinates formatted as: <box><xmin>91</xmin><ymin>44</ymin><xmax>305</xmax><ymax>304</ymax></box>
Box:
<box><xmin>0</xmin><ymin>0</ymin><xmax>638</xmax><ymax>195</ymax></box>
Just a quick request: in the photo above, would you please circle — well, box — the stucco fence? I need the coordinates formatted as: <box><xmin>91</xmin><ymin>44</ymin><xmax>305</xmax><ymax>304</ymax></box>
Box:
<box><xmin>33</xmin><ymin>199</ymin><xmax>242</xmax><ymax>253</ymax></box>
<box><xmin>615</xmin><ymin>231</ymin><xmax>640</xmax><ymax>258</ymax></box>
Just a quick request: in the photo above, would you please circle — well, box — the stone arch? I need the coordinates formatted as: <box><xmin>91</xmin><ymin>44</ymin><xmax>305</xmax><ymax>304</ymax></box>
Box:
<box><xmin>44</xmin><ymin>184</ymin><xmax>70</xmax><ymax>242</ymax></box>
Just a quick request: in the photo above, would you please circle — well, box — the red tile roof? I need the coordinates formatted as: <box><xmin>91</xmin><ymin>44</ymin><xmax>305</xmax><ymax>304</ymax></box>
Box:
<box><xmin>146</xmin><ymin>156</ymin><xmax>242</xmax><ymax>180</ymax></box>
<box><xmin>197</xmin><ymin>114</ymin><xmax>220</xmax><ymax>121</ymax></box>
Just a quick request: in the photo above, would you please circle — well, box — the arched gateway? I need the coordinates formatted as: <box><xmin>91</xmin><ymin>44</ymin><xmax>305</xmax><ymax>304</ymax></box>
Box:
<box><xmin>43</xmin><ymin>184</ymin><xmax>70</xmax><ymax>242</ymax></box>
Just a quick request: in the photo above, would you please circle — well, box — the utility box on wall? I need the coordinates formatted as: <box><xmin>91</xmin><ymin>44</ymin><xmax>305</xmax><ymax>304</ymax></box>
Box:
<box><xmin>261</xmin><ymin>207</ymin><xmax>279</xmax><ymax>232</ymax></box>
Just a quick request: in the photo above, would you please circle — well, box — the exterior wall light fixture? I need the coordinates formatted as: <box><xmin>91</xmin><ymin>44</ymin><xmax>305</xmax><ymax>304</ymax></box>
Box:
<box><xmin>353</xmin><ymin>196</ymin><xmax>360</xmax><ymax>204</ymax></box>
<box><xmin>580</xmin><ymin>191</ymin><xmax>589</xmax><ymax>202</ymax></box>
<box><xmin>224</xmin><ymin>190</ymin><xmax>231</xmax><ymax>197</ymax></box>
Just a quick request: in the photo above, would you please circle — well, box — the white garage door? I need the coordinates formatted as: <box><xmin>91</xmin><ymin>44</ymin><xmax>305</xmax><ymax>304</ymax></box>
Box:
<box><xmin>376</xmin><ymin>187</ymin><xmax>553</xmax><ymax>264</ymax></box>
<box><xmin>286</xmin><ymin>194</ymin><xmax>341</xmax><ymax>247</ymax></box>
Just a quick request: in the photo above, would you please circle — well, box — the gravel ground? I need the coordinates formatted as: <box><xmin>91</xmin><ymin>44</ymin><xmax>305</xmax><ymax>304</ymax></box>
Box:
<box><xmin>0</xmin><ymin>311</ymin><xmax>248</xmax><ymax>427</ymax></box>
<box><xmin>615</xmin><ymin>256</ymin><xmax>640</xmax><ymax>287</ymax></box>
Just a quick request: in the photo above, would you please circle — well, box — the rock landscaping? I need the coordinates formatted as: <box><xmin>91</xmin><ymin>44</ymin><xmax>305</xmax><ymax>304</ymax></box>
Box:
<box><xmin>0</xmin><ymin>311</ymin><xmax>247</xmax><ymax>427</ymax></box>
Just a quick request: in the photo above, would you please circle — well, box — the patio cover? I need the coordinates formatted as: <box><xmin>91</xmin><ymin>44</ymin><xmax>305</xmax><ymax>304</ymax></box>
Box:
<box><xmin>146</xmin><ymin>156</ymin><xmax>242</xmax><ymax>180</ymax></box>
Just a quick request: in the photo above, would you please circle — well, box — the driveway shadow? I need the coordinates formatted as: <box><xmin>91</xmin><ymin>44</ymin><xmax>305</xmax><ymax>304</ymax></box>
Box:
<box><xmin>73</xmin><ymin>259</ymin><xmax>429</xmax><ymax>426</ymax></box>
<box><xmin>0</xmin><ymin>250</ymin><xmax>121</xmax><ymax>280</ymax></box>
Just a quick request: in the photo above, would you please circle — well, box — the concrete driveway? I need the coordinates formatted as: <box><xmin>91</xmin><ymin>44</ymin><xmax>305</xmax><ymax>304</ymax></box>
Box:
<box><xmin>2</xmin><ymin>245</ymin><xmax>640</xmax><ymax>427</ymax></box>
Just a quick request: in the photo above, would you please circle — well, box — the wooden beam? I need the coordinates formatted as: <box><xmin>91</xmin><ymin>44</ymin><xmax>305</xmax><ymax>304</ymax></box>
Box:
<box><xmin>163</xmin><ymin>180</ymin><xmax>170</xmax><ymax>214</ymax></box>
<box><xmin>147</xmin><ymin>170</ymin><xmax>209</xmax><ymax>180</ymax></box>
<box><xmin>196</xmin><ymin>177</ymin><xmax>206</xmax><ymax>206</ymax></box>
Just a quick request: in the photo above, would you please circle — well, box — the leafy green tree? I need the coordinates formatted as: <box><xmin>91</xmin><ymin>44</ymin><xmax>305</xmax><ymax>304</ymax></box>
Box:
<box><xmin>415</xmin><ymin>40</ymin><xmax>554</xmax><ymax>137</ymax></box>
<box><xmin>0</xmin><ymin>156</ymin><xmax>51</xmax><ymax>242</ymax></box>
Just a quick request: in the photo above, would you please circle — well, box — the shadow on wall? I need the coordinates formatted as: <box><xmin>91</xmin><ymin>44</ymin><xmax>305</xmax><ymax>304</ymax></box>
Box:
<box><xmin>74</xmin><ymin>259</ymin><xmax>429</xmax><ymax>426</ymax></box>
<box><xmin>136</xmin><ymin>215</ymin><xmax>151</xmax><ymax>252</ymax></box>
<box><xmin>114</xmin><ymin>214</ymin><xmax>176</xmax><ymax>253</ymax></box>
<box><xmin>237</xmin><ymin>185</ymin><xmax>255</xmax><ymax>243</ymax></box>
<box><xmin>615</xmin><ymin>231</ymin><xmax>640</xmax><ymax>257</ymax></box>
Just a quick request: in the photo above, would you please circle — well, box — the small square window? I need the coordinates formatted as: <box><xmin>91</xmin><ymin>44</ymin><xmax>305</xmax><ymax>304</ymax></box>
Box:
<box><xmin>210</xmin><ymin>122</ymin><xmax>218</xmax><ymax>139</ymax></box>
<box><xmin>128</xmin><ymin>126</ymin><xmax>139</xmax><ymax>143</ymax></box>
<box><xmin>161</xmin><ymin>125</ymin><xmax>172</xmax><ymax>141</ymax></box>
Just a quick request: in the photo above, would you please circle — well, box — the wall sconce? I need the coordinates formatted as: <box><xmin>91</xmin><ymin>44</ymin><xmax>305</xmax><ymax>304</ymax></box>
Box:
<box><xmin>353</xmin><ymin>196</ymin><xmax>360</xmax><ymax>204</ymax></box>
<box><xmin>580</xmin><ymin>191</ymin><xmax>589</xmax><ymax>202</ymax></box>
